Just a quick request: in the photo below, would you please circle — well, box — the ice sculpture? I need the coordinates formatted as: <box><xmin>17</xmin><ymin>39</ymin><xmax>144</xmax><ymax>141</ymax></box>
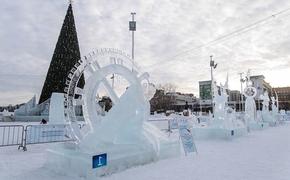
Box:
<box><xmin>271</xmin><ymin>96</ymin><xmax>280</xmax><ymax>123</ymax></box>
<box><xmin>46</xmin><ymin>49</ymin><xmax>181</xmax><ymax>178</ymax></box>
<box><xmin>271</xmin><ymin>97</ymin><xmax>278</xmax><ymax>114</ymax></box>
<box><xmin>260</xmin><ymin>91</ymin><xmax>276</xmax><ymax>126</ymax></box>
<box><xmin>14</xmin><ymin>95</ymin><xmax>36</xmax><ymax>116</ymax></box>
<box><xmin>244</xmin><ymin>83</ymin><xmax>269</xmax><ymax>130</ymax></box>
<box><xmin>212</xmin><ymin>83</ymin><xmax>228</xmax><ymax>127</ymax></box>
<box><xmin>260</xmin><ymin>91</ymin><xmax>270</xmax><ymax>112</ymax></box>
<box><xmin>192</xmin><ymin>78</ymin><xmax>247</xmax><ymax>139</ymax></box>
<box><xmin>244</xmin><ymin>86</ymin><xmax>257</xmax><ymax>126</ymax></box>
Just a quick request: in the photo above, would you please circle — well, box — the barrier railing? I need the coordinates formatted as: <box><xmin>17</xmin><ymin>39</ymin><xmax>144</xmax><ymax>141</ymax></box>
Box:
<box><xmin>148</xmin><ymin>118</ymin><xmax>172</xmax><ymax>132</ymax></box>
<box><xmin>148</xmin><ymin>117</ymin><xmax>181</xmax><ymax>134</ymax></box>
<box><xmin>0</xmin><ymin>125</ymin><xmax>24</xmax><ymax>149</ymax></box>
<box><xmin>22</xmin><ymin>124</ymin><xmax>75</xmax><ymax>151</ymax></box>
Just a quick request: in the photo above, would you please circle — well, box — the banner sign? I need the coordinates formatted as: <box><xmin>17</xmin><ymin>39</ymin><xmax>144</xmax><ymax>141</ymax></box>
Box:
<box><xmin>199</xmin><ymin>82</ymin><xmax>212</xmax><ymax>100</ymax></box>
<box><xmin>178</xmin><ymin>119</ymin><xmax>197</xmax><ymax>155</ymax></box>
<box><xmin>92</xmin><ymin>153</ymin><xmax>107</xmax><ymax>169</ymax></box>
<box><xmin>129</xmin><ymin>21</ymin><xmax>136</xmax><ymax>31</ymax></box>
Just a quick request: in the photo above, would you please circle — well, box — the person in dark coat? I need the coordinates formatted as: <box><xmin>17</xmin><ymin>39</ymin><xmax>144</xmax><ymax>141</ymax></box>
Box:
<box><xmin>185</xmin><ymin>101</ymin><xmax>189</xmax><ymax>110</ymax></box>
<box><xmin>40</xmin><ymin>119</ymin><xmax>47</xmax><ymax>124</ymax></box>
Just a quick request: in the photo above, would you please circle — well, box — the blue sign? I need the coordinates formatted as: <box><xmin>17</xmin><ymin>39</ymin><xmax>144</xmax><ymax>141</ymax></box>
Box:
<box><xmin>92</xmin><ymin>153</ymin><xmax>107</xmax><ymax>169</ymax></box>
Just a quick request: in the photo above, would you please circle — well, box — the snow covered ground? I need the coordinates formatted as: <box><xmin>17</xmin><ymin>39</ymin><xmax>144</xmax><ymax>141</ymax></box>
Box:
<box><xmin>0</xmin><ymin>122</ymin><xmax>290</xmax><ymax>180</ymax></box>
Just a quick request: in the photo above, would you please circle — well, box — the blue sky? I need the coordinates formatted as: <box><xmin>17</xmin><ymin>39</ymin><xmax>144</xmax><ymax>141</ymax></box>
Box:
<box><xmin>1</xmin><ymin>0</ymin><xmax>290</xmax><ymax>105</ymax></box>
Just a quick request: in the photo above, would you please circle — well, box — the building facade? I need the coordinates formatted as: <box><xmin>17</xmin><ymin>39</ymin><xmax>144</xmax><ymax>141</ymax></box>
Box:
<box><xmin>228</xmin><ymin>90</ymin><xmax>242</xmax><ymax>110</ymax></box>
<box><xmin>273</xmin><ymin>87</ymin><xmax>290</xmax><ymax>110</ymax></box>
<box><xmin>250</xmin><ymin>75</ymin><xmax>272</xmax><ymax>100</ymax></box>
<box><xmin>166</xmin><ymin>92</ymin><xmax>197</xmax><ymax>112</ymax></box>
<box><xmin>150</xmin><ymin>90</ymin><xmax>196</xmax><ymax>113</ymax></box>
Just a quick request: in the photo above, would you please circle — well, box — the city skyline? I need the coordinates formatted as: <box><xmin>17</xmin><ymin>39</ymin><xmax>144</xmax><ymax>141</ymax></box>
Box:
<box><xmin>1</xmin><ymin>0</ymin><xmax>290</xmax><ymax>105</ymax></box>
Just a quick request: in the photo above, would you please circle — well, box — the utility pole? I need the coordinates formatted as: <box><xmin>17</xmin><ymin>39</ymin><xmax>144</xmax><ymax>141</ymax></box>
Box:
<box><xmin>210</xmin><ymin>55</ymin><xmax>217</xmax><ymax>114</ymax></box>
<box><xmin>200</xmin><ymin>100</ymin><xmax>202</xmax><ymax>115</ymax></box>
<box><xmin>129</xmin><ymin>12</ymin><xmax>136</xmax><ymax>71</ymax></box>
<box><xmin>239</xmin><ymin>72</ymin><xmax>244</xmax><ymax>112</ymax></box>
<box><xmin>110</xmin><ymin>58</ymin><xmax>116</xmax><ymax>90</ymax></box>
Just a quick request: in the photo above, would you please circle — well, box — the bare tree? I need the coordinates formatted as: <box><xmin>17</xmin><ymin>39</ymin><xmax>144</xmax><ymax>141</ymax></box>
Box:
<box><xmin>149</xmin><ymin>83</ymin><xmax>178</xmax><ymax>113</ymax></box>
<box><xmin>156</xmin><ymin>83</ymin><xmax>177</xmax><ymax>93</ymax></box>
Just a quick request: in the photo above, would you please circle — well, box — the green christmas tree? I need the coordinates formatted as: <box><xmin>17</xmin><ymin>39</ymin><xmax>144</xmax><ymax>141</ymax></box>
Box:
<box><xmin>39</xmin><ymin>3</ymin><xmax>84</xmax><ymax>104</ymax></box>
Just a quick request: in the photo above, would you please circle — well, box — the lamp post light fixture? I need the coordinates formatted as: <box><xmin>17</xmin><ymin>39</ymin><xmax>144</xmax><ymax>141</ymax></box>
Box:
<box><xmin>239</xmin><ymin>72</ymin><xmax>245</xmax><ymax>112</ymax></box>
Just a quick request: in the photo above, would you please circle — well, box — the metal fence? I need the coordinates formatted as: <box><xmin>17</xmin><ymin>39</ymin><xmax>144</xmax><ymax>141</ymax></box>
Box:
<box><xmin>22</xmin><ymin>124</ymin><xmax>75</xmax><ymax>151</ymax></box>
<box><xmin>148</xmin><ymin>118</ymin><xmax>172</xmax><ymax>132</ymax></box>
<box><xmin>0</xmin><ymin>124</ymin><xmax>77</xmax><ymax>151</ymax></box>
<box><xmin>0</xmin><ymin>125</ymin><xmax>24</xmax><ymax>149</ymax></box>
<box><xmin>147</xmin><ymin>117</ymin><xmax>182</xmax><ymax>134</ymax></box>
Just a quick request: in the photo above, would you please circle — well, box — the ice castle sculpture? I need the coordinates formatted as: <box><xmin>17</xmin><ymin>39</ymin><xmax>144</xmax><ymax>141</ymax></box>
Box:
<box><xmin>14</xmin><ymin>95</ymin><xmax>37</xmax><ymax>116</ymax></box>
<box><xmin>46</xmin><ymin>49</ymin><xmax>181</xmax><ymax>178</ymax></box>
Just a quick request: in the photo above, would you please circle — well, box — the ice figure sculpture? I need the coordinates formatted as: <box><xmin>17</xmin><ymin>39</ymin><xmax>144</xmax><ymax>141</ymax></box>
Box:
<box><xmin>46</xmin><ymin>49</ymin><xmax>181</xmax><ymax>178</ymax></box>
<box><xmin>243</xmin><ymin>70</ymin><xmax>269</xmax><ymax>130</ymax></box>
<box><xmin>260</xmin><ymin>91</ymin><xmax>276</xmax><ymax>126</ymax></box>
<box><xmin>260</xmin><ymin>91</ymin><xmax>270</xmax><ymax>112</ymax></box>
<box><xmin>271</xmin><ymin>96</ymin><xmax>280</xmax><ymax>123</ymax></box>
<box><xmin>244</xmin><ymin>86</ymin><xmax>257</xmax><ymax>128</ymax></box>
<box><xmin>271</xmin><ymin>96</ymin><xmax>278</xmax><ymax>114</ymax></box>
<box><xmin>243</xmin><ymin>82</ymin><xmax>269</xmax><ymax>130</ymax></box>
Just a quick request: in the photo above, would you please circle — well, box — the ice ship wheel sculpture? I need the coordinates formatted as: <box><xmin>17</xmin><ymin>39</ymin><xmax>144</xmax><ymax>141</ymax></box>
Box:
<box><xmin>48</xmin><ymin>49</ymin><xmax>180</xmax><ymax>178</ymax></box>
<box><xmin>63</xmin><ymin>48</ymin><xmax>155</xmax><ymax>142</ymax></box>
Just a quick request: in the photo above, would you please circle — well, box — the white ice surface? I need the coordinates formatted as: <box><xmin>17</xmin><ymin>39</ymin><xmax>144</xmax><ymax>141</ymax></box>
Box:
<box><xmin>0</xmin><ymin>122</ymin><xmax>290</xmax><ymax>180</ymax></box>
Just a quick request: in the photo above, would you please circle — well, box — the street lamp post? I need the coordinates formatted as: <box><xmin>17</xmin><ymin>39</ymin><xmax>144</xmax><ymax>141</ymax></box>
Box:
<box><xmin>239</xmin><ymin>72</ymin><xmax>244</xmax><ymax>112</ymax></box>
<box><xmin>129</xmin><ymin>12</ymin><xmax>136</xmax><ymax>71</ymax></box>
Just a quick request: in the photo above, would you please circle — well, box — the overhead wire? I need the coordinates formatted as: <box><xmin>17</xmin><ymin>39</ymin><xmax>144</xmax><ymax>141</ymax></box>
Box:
<box><xmin>144</xmin><ymin>6</ymin><xmax>290</xmax><ymax>69</ymax></box>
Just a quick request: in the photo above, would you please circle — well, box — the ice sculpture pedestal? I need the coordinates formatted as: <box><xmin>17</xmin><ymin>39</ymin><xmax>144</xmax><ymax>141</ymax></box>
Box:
<box><xmin>46</xmin><ymin>123</ymin><xmax>180</xmax><ymax>179</ymax></box>
<box><xmin>248</xmin><ymin>121</ymin><xmax>269</xmax><ymax>130</ymax></box>
<box><xmin>47</xmin><ymin>139</ymin><xmax>179</xmax><ymax>178</ymax></box>
<box><xmin>192</xmin><ymin>126</ymin><xmax>247</xmax><ymax>140</ymax></box>
<box><xmin>263</xmin><ymin>120</ymin><xmax>277</xmax><ymax>127</ymax></box>
<box><xmin>262</xmin><ymin>113</ymin><xmax>277</xmax><ymax>127</ymax></box>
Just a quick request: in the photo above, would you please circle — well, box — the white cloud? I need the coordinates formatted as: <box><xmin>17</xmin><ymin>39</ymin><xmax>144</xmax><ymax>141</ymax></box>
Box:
<box><xmin>1</xmin><ymin>0</ymin><xmax>290</xmax><ymax>105</ymax></box>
